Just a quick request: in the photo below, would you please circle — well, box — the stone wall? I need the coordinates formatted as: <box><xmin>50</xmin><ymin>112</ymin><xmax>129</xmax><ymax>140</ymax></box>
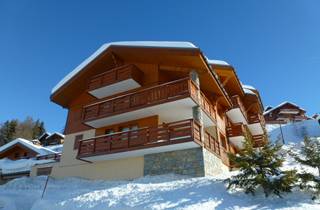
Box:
<box><xmin>144</xmin><ymin>148</ymin><xmax>205</xmax><ymax>177</ymax></box>
<box><xmin>203</xmin><ymin>148</ymin><xmax>229</xmax><ymax>176</ymax></box>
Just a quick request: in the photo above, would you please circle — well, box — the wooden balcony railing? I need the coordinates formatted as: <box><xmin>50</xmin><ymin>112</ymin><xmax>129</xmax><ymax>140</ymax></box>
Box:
<box><xmin>204</xmin><ymin>131</ymin><xmax>220</xmax><ymax>156</ymax></box>
<box><xmin>36</xmin><ymin>153</ymin><xmax>61</xmax><ymax>162</ymax></box>
<box><xmin>231</xmin><ymin>95</ymin><xmax>248</xmax><ymax>121</ymax></box>
<box><xmin>252</xmin><ymin>135</ymin><xmax>267</xmax><ymax>147</ymax></box>
<box><xmin>200</xmin><ymin>92</ymin><xmax>216</xmax><ymax>122</ymax></box>
<box><xmin>83</xmin><ymin>77</ymin><xmax>216</xmax><ymax>123</ymax></box>
<box><xmin>88</xmin><ymin>64</ymin><xmax>143</xmax><ymax>91</ymax></box>
<box><xmin>226</xmin><ymin>123</ymin><xmax>252</xmax><ymax>139</ymax></box>
<box><xmin>77</xmin><ymin>119</ymin><xmax>202</xmax><ymax>158</ymax></box>
<box><xmin>248</xmin><ymin>113</ymin><xmax>265</xmax><ymax>125</ymax></box>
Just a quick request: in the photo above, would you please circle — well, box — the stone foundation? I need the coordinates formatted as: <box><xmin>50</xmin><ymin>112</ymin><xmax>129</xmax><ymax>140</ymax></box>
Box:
<box><xmin>143</xmin><ymin>147</ymin><xmax>229</xmax><ymax>177</ymax></box>
<box><xmin>144</xmin><ymin>148</ymin><xmax>205</xmax><ymax>177</ymax></box>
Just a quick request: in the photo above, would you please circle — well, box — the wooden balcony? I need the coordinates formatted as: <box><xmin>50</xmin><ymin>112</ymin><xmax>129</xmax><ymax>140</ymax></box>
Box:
<box><xmin>36</xmin><ymin>153</ymin><xmax>61</xmax><ymax>162</ymax></box>
<box><xmin>204</xmin><ymin>131</ymin><xmax>220</xmax><ymax>157</ymax></box>
<box><xmin>226</xmin><ymin>95</ymin><xmax>248</xmax><ymax>124</ymax></box>
<box><xmin>77</xmin><ymin>119</ymin><xmax>202</xmax><ymax>161</ymax></box>
<box><xmin>247</xmin><ymin>113</ymin><xmax>265</xmax><ymax>135</ymax></box>
<box><xmin>88</xmin><ymin>64</ymin><xmax>143</xmax><ymax>99</ymax></box>
<box><xmin>226</xmin><ymin>123</ymin><xmax>252</xmax><ymax>149</ymax></box>
<box><xmin>252</xmin><ymin>134</ymin><xmax>267</xmax><ymax>147</ymax></box>
<box><xmin>82</xmin><ymin>78</ymin><xmax>216</xmax><ymax>128</ymax></box>
<box><xmin>227</xmin><ymin>123</ymin><xmax>267</xmax><ymax>149</ymax></box>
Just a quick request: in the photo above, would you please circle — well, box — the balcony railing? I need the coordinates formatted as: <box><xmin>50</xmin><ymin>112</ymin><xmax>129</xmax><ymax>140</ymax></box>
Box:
<box><xmin>77</xmin><ymin>119</ymin><xmax>202</xmax><ymax>158</ymax></box>
<box><xmin>248</xmin><ymin>113</ymin><xmax>265</xmax><ymax>125</ymax></box>
<box><xmin>82</xmin><ymin>77</ymin><xmax>217</xmax><ymax>123</ymax></box>
<box><xmin>252</xmin><ymin>135</ymin><xmax>267</xmax><ymax>147</ymax></box>
<box><xmin>200</xmin><ymin>92</ymin><xmax>216</xmax><ymax>122</ymax></box>
<box><xmin>227</xmin><ymin>123</ymin><xmax>251</xmax><ymax>138</ymax></box>
<box><xmin>36</xmin><ymin>153</ymin><xmax>61</xmax><ymax>162</ymax></box>
<box><xmin>87</xmin><ymin>64</ymin><xmax>143</xmax><ymax>92</ymax></box>
<box><xmin>231</xmin><ymin>95</ymin><xmax>248</xmax><ymax>121</ymax></box>
<box><xmin>204</xmin><ymin>131</ymin><xmax>220</xmax><ymax>156</ymax></box>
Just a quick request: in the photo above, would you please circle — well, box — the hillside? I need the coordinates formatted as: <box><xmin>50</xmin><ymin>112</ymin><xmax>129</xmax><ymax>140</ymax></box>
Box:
<box><xmin>267</xmin><ymin>120</ymin><xmax>320</xmax><ymax>143</ymax></box>
<box><xmin>1</xmin><ymin>121</ymin><xmax>320</xmax><ymax>210</ymax></box>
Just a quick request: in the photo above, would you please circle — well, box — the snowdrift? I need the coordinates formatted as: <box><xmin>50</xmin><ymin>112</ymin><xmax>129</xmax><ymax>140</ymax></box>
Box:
<box><xmin>268</xmin><ymin>120</ymin><xmax>320</xmax><ymax>144</ymax></box>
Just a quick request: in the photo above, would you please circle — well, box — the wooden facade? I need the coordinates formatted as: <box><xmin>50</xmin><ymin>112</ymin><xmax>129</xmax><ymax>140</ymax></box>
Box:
<box><xmin>264</xmin><ymin>102</ymin><xmax>307</xmax><ymax>124</ymax></box>
<box><xmin>0</xmin><ymin>143</ymin><xmax>38</xmax><ymax>160</ymax></box>
<box><xmin>50</xmin><ymin>43</ymin><xmax>268</xmax><ymax>170</ymax></box>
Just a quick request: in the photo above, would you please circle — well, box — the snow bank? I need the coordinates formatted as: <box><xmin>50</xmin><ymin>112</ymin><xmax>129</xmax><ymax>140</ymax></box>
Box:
<box><xmin>0</xmin><ymin>171</ymin><xmax>318</xmax><ymax>210</ymax></box>
<box><xmin>268</xmin><ymin>120</ymin><xmax>320</xmax><ymax>143</ymax></box>
<box><xmin>0</xmin><ymin>158</ymin><xmax>54</xmax><ymax>174</ymax></box>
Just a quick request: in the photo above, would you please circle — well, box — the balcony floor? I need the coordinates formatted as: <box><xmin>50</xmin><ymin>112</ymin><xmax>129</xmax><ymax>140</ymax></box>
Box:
<box><xmin>89</xmin><ymin>78</ymin><xmax>141</xmax><ymax>99</ymax></box>
<box><xmin>248</xmin><ymin>122</ymin><xmax>264</xmax><ymax>135</ymax></box>
<box><xmin>229</xmin><ymin>136</ymin><xmax>245</xmax><ymax>149</ymax></box>
<box><xmin>226</xmin><ymin>108</ymin><xmax>247</xmax><ymax>124</ymax></box>
<box><xmin>78</xmin><ymin>141</ymin><xmax>200</xmax><ymax>162</ymax></box>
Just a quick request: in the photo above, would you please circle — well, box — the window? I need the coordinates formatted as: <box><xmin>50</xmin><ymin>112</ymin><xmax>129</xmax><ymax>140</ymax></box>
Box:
<box><xmin>14</xmin><ymin>153</ymin><xmax>20</xmax><ymax>159</ymax></box>
<box><xmin>219</xmin><ymin>133</ymin><xmax>227</xmax><ymax>149</ymax></box>
<box><xmin>23</xmin><ymin>152</ymin><xmax>28</xmax><ymax>157</ymax></box>
<box><xmin>74</xmin><ymin>134</ymin><xmax>83</xmax><ymax>150</ymax></box>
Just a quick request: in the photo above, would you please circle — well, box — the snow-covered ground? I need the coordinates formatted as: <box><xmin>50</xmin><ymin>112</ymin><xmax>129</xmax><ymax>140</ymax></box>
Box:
<box><xmin>1</xmin><ymin>147</ymin><xmax>320</xmax><ymax>210</ymax></box>
<box><xmin>1</xmin><ymin>121</ymin><xmax>320</xmax><ymax>209</ymax></box>
<box><xmin>0</xmin><ymin>172</ymin><xmax>318</xmax><ymax>210</ymax></box>
<box><xmin>268</xmin><ymin>120</ymin><xmax>320</xmax><ymax>143</ymax></box>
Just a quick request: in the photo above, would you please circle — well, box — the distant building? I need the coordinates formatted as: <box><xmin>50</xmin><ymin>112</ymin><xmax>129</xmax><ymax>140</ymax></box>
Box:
<box><xmin>0</xmin><ymin>138</ymin><xmax>61</xmax><ymax>182</ymax></box>
<box><xmin>38</xmin><ymin>132</ymin><xmax>65</xmax><ymax>146</ymax></box>
<box><xmin>263</xmin><ymin>101</ymin><xmax>308</xmax><ymax>124</ymax></box>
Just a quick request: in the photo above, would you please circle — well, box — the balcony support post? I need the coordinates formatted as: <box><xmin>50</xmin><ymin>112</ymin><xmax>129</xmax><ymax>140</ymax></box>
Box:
<box><xmin>190</xmin><ymin>70</ymin><xmax>204</xmax><ymax>143</ymax></box>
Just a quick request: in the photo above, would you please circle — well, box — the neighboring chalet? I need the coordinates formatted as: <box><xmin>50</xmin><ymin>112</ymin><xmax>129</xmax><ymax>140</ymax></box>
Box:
<box><xmin>0</xmin><ymin>138</ymin><xmax>61</xmax><ymax>182</ymax></box>
<box><xmin>43</xmin><ymin>41</ymin><xmax>267</xmax><ymax>180</ymax></box>
<box><xmin>263</xmin><ymin>101</ymin><xmax>308</xmax><ymax>124</ymax></box>
<box><xmin>38</xmin><ymin>132</ymin><xmax>65</xmax><ymax>146</ymax></box>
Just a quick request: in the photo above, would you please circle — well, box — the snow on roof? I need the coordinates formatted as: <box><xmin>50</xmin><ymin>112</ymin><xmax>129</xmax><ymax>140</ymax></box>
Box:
<box><xmin>243</xmin><ymin>88</ymin><xmax>256</xmax><ymax>95</ymax></box>
<box><xmin>242</xmin><ymin>84</ymin><xmax>256</xmax><ymax>90</ymax></box>
<box><xmin>206</xmin><ymin>59</ymin><xmax>230</xmax><ymax>66</ymax></box>
<box><xmin>48</xmin><ymin>132</ymin><xmax>65</xmax><ymax>139</ymax></box>
<box><xmin>51</xmin><ymin>41</ymin><xmax>198</xmax><ymax>94</ymax></box>
<box><xmin>38</xmin><ymin>132</ymin><xmax>51</xmax><ymax>140</ymax></box>
<box><xmin>0</xmin><ymin>138</ymin><xmax>57</xmax><ymax>156</ymax></box>
<box><xmin>263</xmin><ymin>101</ymin><xmax>306</xmax><ymax>115</ymax></box>
<box><xmin>45</xmin><ymin>144</ymin><xmax>63</xmax><ymax>153</ymax></box>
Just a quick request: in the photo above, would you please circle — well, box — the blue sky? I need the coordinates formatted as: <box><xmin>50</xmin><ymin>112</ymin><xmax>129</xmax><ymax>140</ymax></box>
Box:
<box><xmin>0</xmin><ymin>0</ymin><xmax>319</xmax><ymax>132</ymax></box>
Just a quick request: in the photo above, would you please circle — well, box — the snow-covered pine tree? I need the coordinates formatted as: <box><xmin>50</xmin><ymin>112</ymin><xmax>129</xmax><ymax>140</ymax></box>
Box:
<box><xmin>292</xmin><ymin>137</ymin><xmax>320</xmax><ymax>199</ymax></box>
<box><xmin>226</xmin><ymin>138</ymin><xmax>297</xmax><ymax>198</ymax></box>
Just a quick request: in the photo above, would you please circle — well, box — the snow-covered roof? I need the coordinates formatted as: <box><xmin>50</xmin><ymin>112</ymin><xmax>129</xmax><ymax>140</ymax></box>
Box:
<box><xmin>0</xmin><ymin>138</ymin><xmax>58</xmax><ymax>156</ymax></box>
<box><xmin>48</xmin><ymin>132</ymin><xmax>65</xmax><ymax>139</ymax></box>
<box><xmin>45</xmin><ymin>144</ymin><xmax>64</xmax><ymax>153</ymax></box>
<box><xmin>263</xmin><ymin>101</ymin><xmax>306</xmax><ymax>115</ymax></box>
<box><xmin>243</xmin><ymin>88</ymin><xmax>256</xmax><ymax>95</ymax></box>
<box><xmin>51</xmin><ymin>41</ymin><xmax>198</xmax><ymax>94</ymax></box>
<box><xmin>242</xmin><ymin>84</ymin><xmax>256</xmax><ymax>90</ymax></box>
<box><xmin>206</xmin><ymin>59</ymin><xmax>230</xmax><ymax>66</ymax></box>
<box><xmin>38</xmin><ymin>132</ymin><xmax>50</xmax><ymax>138</ymax></box>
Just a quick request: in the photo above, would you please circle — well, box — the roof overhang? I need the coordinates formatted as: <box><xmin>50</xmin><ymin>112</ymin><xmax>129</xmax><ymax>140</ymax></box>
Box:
<box><xmin>50</xmin><ymin>42</ymin><xmax>232</xmax><ymax>108</ymax></box>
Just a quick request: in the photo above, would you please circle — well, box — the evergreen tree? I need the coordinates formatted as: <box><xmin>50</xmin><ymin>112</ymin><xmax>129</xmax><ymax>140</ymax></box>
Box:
<box><xmin>32</xmin><ymin>120</ymin><xmax>46</xmax><ymax>139</ymax></box>
<box><xmin>291</xmin><ymin>137</ymin><xmax>320</xmax><ymax>199</ymax></box>
<box><xmin>226</xmin><ymin>139</ymin><xmax>297</xmax><ymax>198</ymax></box>
<box><xmin>0</xmin><ymin>120</ymin><xmax>18</xmax><ymax>145</ymax></box>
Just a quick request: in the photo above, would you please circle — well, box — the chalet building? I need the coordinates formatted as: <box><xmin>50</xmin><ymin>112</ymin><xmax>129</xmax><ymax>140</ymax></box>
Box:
<box><xmin>0</xmin><ymin>138</ymin><xmax>61</xmax><ymax>181</ymax></box>
<box><xmin>38</xmin><ymin>132</ymin><xmax>65</xmax><ymax>146</ymax></box>
<box><xmin>44</xmin><ymin>41</ymin><xmax>267</xmax><ymax>180</ymax></box>
<box><xmin>263</xmin><ymin>101</ymin><xmax>308</xmax><ymax>124</ymax></box>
